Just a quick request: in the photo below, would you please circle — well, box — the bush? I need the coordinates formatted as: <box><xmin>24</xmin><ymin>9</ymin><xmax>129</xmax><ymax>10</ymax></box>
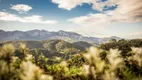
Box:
<box><xmin>0</xmin><ymin>43</ymin><xmax>142</xmax><ymax>80</ymax></box>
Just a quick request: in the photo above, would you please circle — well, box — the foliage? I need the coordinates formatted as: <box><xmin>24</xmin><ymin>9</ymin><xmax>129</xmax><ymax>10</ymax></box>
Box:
<box><xmin>100</xmin><ymin>39</ymin><xmax>142</xmax><ymax>57</ymax></box>
<box><xmin>0</xmin><ymin>41</ymin><xmax>142</xmax><ymax>80</ymax></box>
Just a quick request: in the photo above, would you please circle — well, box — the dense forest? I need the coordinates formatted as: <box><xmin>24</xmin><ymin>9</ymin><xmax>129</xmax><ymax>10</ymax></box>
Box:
<box><xmin>0</xmin><ymin>39</ymin><xmax>142</xmax><ymax>80</ymax></box>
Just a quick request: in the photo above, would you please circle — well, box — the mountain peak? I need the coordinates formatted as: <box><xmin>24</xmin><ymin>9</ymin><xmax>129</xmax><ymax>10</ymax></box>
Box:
<box><xmin>111</xmin><ymin>36</ymin><xmax>119</xmax><ymax>38</ymax></box>
<box><xmin>58</xmin><ymin>30</ymin><xmax>82</xmax><ymax>36</ymax></box>
<box><xmin>0</xmin><ymin>29</ymin><xmax>5</xmax><ymax>32</ymax></box>
<box><xmin>58</xmin><ymin>30</ymin><xmax>65</xmax><ymax>32</ymax></box>
<box><xmin>41</xmin><ymin>29</ymin><xmax>48</xmax><ymax>32</ymax></box>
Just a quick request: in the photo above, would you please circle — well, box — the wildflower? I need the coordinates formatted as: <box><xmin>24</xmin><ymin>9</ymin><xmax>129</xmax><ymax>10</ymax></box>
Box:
<box><xmin>108</xmin><ymin>49</ymin><xmax>124</xmax><ymax>70</ymax></box>
<box><xmin>95</xmin><ymin>60</ymin><xmax>105</xmax><ymax>72</ymax></box>
<box><xmin>60</xmin><ymin>61</ymin><xmax>68</xmax><ymax>67</ymax></box>
<box><xmin>131</xmin><ymin>47</ymin><xmax>142</xmax><ymax>67</ymax></box>
<box><xmin>83</xmin><ymin>47</ymin><xmax>106</xmax><ymax>79</ymax></box>
<box><xmin>83</xmin><ymin>47</ymin><xmax>103</xmax><ymax>65</ymax></box>
<box><xmin>83</xmin><ymin>53</ymin><xmax>91</xmax><ymax>64</ymax></box>
<box><xmin>40</xmin><ymin>75</ymin><xmax>53</xmax><ymax>80</ymax></box>
<box><xmin>83</xmin><ymin>65</ymin><xmax>90</xmax><ymax>75</ymax></box>
<box><xmin>0</xmin><ymin>44</ymin><xmax>15</xmax><ymax>60</ymax></box>
<box><xmin>25</xmin><ymin>54</ymin><xmax>33</xmax><ymax>61</ymax></box>
<box><xmin>0</xmin><ymin>60</ymin><xmax>17</xmax><ymax>80</ymax></box>
<box><xmin>131</xmin><ymin>47</ymin><xmax>142</xmax><ymax>55</ymax></box>
<box><xmin>2</xmin><ymin>44</ymin><xmax>15</xmax><ymax>54</ymax></box>
<box><xmin>20</xmin><ymin>43</ymin><xmax>26</xmax><ymax>50</ymax></box>
<box><xmin>60</xmin><ymin>61</ymin><xmax>69</xmax><ymax>72</ymax></box>
<box><xmin>89</xmin><ymin>47</ymin><xmax>102</xmax><ymax>61</ymax></box>
<box><xmin>12</xmin><ymin>56</ymin><xmax>19</xmax><ymax>63</ymax></box>
<box><xmin>0</xmin><ymin>60</ymin><xmax>9</xmax><ymax>77</ymax></box>
<box><xmin>20</xmin><ymin>61</ymin><xmax>42</xmax><ymax>80</ymax></box>
<box><xmin>19</xmin><ymin>43</ymin><xmax>28</xmax><ymax>57</ymax></box>
<box><xmin>55</xmin><ymin>57</ymin><xmax>61</xmax><ymax>61</ymax></box>
<box><xmin>104</xmin><ymin>71</ymin><xmax>119</xmax><ymax>80</ymax></box>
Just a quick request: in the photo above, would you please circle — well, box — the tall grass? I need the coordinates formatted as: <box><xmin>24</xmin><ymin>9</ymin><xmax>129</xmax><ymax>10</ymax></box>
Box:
<box><xmin>0</xmin><ymin>44</ymin><xmax>142</xmax><ymax>80</ymax></box>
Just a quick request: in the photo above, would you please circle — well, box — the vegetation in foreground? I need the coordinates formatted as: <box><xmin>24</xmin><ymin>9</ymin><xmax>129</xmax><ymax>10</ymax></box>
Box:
<box><xmin>0</xmin><ymin>39</ymin><xmax>142</xmax><ymax>80</ymax></box>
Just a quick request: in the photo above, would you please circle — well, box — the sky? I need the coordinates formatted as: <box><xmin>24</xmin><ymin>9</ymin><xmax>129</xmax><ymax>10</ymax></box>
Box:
<box><xmin>0</xmin><ymin>0</ymin><xmax>142</xmax><ymax>39</ymax></box>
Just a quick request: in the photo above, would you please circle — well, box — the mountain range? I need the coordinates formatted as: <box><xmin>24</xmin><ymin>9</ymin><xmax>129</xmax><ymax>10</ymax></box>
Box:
<box><xmin>0</xmin><ymin>29</ymin><xmax>122</xmax><ymax>44</ymax></box>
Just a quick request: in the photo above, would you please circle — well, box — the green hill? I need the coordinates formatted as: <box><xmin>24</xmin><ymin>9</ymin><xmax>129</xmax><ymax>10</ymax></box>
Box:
<box><xmin>72</xmin><ymin>41</ymin><xmax>93</xmax><ymax>51</ymax></box>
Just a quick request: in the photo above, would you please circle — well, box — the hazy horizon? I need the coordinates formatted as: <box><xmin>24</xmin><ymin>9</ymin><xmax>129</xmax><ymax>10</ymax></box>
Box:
<box><xmin>0</xmin><ymin>0</ymin><xmax>142</xmax><ymax>39</ymax></box>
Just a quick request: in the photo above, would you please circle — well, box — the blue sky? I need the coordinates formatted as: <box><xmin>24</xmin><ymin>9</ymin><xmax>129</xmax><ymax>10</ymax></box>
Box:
<box><xmin>0</xmin><ymin>0</ymin><xmax>142</xmax><ymax>39</ymax></box>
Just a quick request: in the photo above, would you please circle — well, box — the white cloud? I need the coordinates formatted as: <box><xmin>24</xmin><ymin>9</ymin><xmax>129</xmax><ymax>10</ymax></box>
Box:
<box><xmin>66</xmin><ymin>0</ymin><xmax>142</xmax><ymax>37</ymax></box>
<box><xmin>0</xmin><ymin>12</ymin><xmax>57</xmax><ymax>24</ymax></box>
<box><xmin>51</xmin><ymin>0</ymin><xmax>116</xmax><ymax>11</ymax></box>
<box><xmin>52</xmin><ymin>0</ymin><xmax>88</xmax><ymax>10</ymax></box>
<box><xmin>11</xmin><ymin>4</ymin><xmax>32</xmax><ymax>14</ymax></box>
<box><xmin>52</xmin><ymin>0</ymin><xmax>142</xmax><ymax>24</ymax></box>
<box><xmin>68</xmin><ymin>0</ymin><xmax>142</xmax><ymax>27</ymax></box>
<box><xmin>68</xmin><ymin>13</ymin><xmax>111</xmax><ymax>27</ymax></box>
<box><xmin>106</xmin><ymin>0</ymin><xmax>142</xmax><ymax>22</ymax></box>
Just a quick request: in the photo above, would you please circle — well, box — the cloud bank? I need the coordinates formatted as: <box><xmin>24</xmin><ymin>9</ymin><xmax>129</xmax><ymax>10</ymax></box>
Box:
<box><xmin>0</xmin><ymin>12</ymin><xmax>57</xmax><ymax>24</ymax></box>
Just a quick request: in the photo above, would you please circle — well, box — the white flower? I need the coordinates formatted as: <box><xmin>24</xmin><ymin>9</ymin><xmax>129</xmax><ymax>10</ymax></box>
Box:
<box><xmin>60</xmin><ymin>61</ymin><xmax>68</xmax><ymax>67</ymax></box>
<box><xmin>40</xmin><ymin>75</ymin><xmax>53</xmax><ymax>80</ymax></box>
<box><xmin>83</xmin><ymin>65</ymin><xmax>90</xmax><ymax>75</ymax></box>
<box><xmin>108</xmin><ymin>49</ymin><xmax>124</xmax><ymax>70</ymax></box>
<box><xmin>131</xmin><ymin>47</ymin><xmax>142</xmax><ymax>67</ymax></box>
<box><xmin>25</xmin><ymin>54</ymin><xmax>33</xmax><ymax>61</ymax></box>
<box><xmin>131</xmin><ymin>47</ymin><xmax>142</xmax><ymax>55</ymax></box>
<box><xmin>20</xmin><ymin>61</ymin><xmax>42</xmax><ymax>80</ymax></box>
